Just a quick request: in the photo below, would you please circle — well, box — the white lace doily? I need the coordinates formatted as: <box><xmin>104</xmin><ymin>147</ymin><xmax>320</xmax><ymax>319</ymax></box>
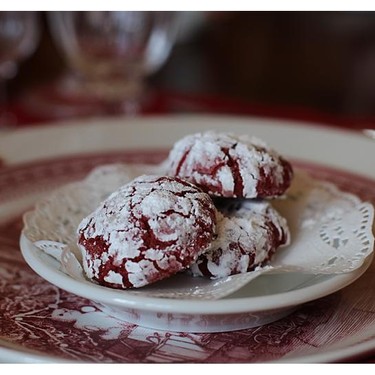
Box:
<box><xmin>22</xmin><ymin>163</ymin><xmax>374</xmax><ymax>300</ymax></box>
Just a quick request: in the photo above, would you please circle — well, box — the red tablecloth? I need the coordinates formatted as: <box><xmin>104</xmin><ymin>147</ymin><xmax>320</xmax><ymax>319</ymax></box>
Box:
<box><xmin>5</xmin><ymin>89</ymin><xmax>375</xmax><ymax>131</ymax></box>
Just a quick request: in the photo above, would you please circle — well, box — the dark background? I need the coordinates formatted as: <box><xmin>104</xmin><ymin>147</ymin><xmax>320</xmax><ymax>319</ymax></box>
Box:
<box><xmin>8</xmin><ymin>11</ymin><xmax>375</xmax><ymax>125</ymax></box>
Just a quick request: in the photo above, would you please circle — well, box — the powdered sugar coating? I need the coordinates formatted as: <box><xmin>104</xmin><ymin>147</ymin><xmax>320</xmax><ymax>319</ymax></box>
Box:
<box><xmin>77</xmin><ymin>175</ymin><xmax>217</xmax><ymax>289</ymax></box>
<box><xmin>166</xmin><ymin>131</ymin><xmax>293</xmax><ymax>198</ymax></box>
<box><xmin>190</xmin><ymin>199</ymin><xmax>290</xmax><ymax>279</ymax></box>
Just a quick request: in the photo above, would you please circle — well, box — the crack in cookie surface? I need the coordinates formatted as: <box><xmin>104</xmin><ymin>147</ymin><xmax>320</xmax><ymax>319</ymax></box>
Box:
<box><xmin>165</xmin><ymin>131</ymin><xmax>293</xmax><ymax>198</ymax></box>
<box><xmin>78</xmin><ymin>175</ymin><xmax>217</xmax><ymax>289</ymax></box>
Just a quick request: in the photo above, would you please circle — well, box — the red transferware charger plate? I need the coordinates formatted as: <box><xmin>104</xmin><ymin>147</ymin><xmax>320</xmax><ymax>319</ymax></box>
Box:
<box><xmin>0</xmin><ymin>115</ymin><xmax>375</xmax><ymax>363</ymax></box>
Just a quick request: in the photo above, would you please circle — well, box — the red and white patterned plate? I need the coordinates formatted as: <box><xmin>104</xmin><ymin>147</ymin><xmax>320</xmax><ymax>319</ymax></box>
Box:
<box><xmin>1</xmin><ymin>115</ymin><xmax>375</xmax><ymax>363</ymax></box>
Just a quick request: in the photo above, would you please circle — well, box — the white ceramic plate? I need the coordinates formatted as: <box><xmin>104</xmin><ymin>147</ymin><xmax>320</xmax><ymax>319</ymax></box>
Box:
<box><xmin>19</xmin><ymin>233</ymin><xmax>373</xmax><ymax>332</ymax></box>
<box><xmin>1</xmin><ymin>115</ymin><xmax>375</xmax><ymax>363</ymax></box>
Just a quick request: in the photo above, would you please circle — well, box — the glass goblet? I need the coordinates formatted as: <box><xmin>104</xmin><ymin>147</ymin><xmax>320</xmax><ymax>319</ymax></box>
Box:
<box><xmin>0</xmin><ymin>11</ymin><xmax>40</xmax><ymax>128</ymax></box>
<box><xmin>48</xmin><ymin>11</ymin><xmax>179</xmax><ymax>116</ymax></box>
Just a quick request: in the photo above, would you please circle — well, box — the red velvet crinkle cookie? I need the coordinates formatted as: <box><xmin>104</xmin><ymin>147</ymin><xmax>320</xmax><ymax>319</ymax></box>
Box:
<box><xmin>189</xmin><ymin>199</ymin><xmax>290</xmax><ymax>279</ymax></box>
<box><xmin>166</xmin><ymin>131</ymin><xmax>293</xmax><ymax>198</ymax></box>
<box><xmin>77</xmin><ymin>175</ymin><xmax>217</xmax><ymax>289</ymax></box>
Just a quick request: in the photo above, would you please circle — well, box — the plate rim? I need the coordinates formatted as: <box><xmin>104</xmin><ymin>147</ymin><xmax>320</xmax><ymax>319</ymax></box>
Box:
<box><xmin>1</xmin><ymin>114</ymin><xmax>374</xmax><ymax>179</ymax></box>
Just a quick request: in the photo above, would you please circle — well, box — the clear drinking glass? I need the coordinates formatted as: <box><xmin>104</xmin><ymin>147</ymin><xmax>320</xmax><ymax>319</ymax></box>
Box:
<box><xmin>0</xmin><ymin>11</ymin><xmax>40</xmax><ymax>127</ymax></box>
<box><xmin>48</xmin><ymin>11</ymin><xmax>179</xmax><ymax>115</ymax></box>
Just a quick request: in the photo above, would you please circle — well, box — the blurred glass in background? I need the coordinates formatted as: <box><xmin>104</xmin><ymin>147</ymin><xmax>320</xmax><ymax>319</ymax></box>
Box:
<box><xmin>47</xmin><ymin>11</ymin><xmax>179</xmax><ymax>116</ymax></box>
